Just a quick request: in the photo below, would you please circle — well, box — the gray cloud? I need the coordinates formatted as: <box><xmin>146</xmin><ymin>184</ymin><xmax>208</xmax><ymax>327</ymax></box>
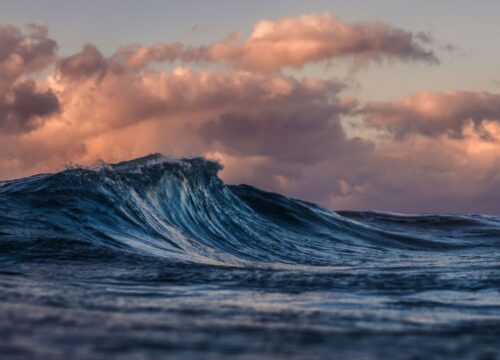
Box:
<box><xmin>57</xmin><ymin>44</ymin><xmax>108</xmax><ymax>79</ymax></box>
<box><xmin>0</xmin><ymin>24</ymin><xmax>59</xmax><ymax>134</ymax></box>
<box><xmin>200</xmin><ymin>98</ymin><xmax>361</xmax><ymax>164</ymax></box>
<box><xmin>0</xmin><ymin>80</ymin><xmax>60</xmax><ymax>134</ymax></box>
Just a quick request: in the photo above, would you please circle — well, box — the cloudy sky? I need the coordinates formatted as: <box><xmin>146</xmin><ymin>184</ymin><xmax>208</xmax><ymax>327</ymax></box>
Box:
<box><xmin>1</xmin><ymin>0</ymin><xmax>500</xmax><ymax>214</ymax></box>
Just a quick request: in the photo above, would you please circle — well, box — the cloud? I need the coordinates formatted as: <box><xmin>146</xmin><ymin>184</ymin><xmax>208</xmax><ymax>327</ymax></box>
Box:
<box><xmin>361</xmin><ymin>91</ymin><xmax>500</xmax><ymax>139</ymax></box>
<box><xmin>0</xmin><ymin>80</ymin><xmax>60</xmax><ymax>134</ymax></box>
<box><xmin>95</xmin><ymin>13</ymin><xmax>438</xmax><ymax>73</ymax></box>
<box><xmin>336</xmin><ymin>133</ymin><xmax>500</xmax><ymax>214</ymax></box>
<box><xmin>0</xmin><ymin>24</ymin><xmax>57</xmax><ymax>90</ymax></box>
<box><xmin>57</xmin><ymin>44</ymin><xmax>108</xmax><ymax>79</ymax></box>
<box><xmin>199</xmin><ymin>94</ymin><xmax>360</xmax><ymax>164</ymax></box>
<box><xmin>0</xmin><ymin>24</ymin><xmax>59</xmax><ymax>134</ymax></box>
<box><xmin>202</xmin><ymin>13</ymin><xmax>438</xmax><ymax>72</ymax></box>
<box><xmin>52</xmin><ymin>61</ymin><xmax>351</xmax><ymax>134</ymax></box>
<box><xmin>112</xmin><ymin>43</ymin><xmax>184</xmax><ymax>69</ymax></box>
<box><xmin>197</xmin><ymin>89</ymin><xmax>500</xmax><ymax>214</ymax></box>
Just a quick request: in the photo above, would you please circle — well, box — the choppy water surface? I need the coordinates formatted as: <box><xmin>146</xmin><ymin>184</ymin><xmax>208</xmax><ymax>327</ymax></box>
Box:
<box><xmin>0</xmin><ymin>154</ymin><xmax>499</xmax><ymax>359</ymax></box>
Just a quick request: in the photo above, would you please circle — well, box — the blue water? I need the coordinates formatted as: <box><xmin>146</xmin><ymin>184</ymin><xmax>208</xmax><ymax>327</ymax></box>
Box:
<box><xmin>0</xmin><ymin>154</ymin><xmax>499</xmax><ymax>359</ymax></box>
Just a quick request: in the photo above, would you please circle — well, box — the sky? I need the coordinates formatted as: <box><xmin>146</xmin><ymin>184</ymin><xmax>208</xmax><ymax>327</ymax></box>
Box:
<box><xmin>1</xmin><ymin>0</ymin><xmax>500</xmax><ymax>214</ymax></box>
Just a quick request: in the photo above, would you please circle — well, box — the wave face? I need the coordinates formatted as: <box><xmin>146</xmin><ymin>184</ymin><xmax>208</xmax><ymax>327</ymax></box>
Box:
<box><xmin>1</xmin><ymin>154</ymin><xmax>499</xmax><ymax>359</ymax></box>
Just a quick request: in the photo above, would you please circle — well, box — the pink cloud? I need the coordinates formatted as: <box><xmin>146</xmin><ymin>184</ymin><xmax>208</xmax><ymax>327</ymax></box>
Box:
<box><xmin>0</xmin><ymin>24</ymin><xmax>57</xmax><ymax>89</ymax></box>
<box><xmin>203</xmin><ymin>13</ymin><xmax>438</xmax><ymax>72</ymax></box>
<box><xmin>361</xmin><ymin>91</ymin><xmax>500</xmax><ymax>139</ymax></box>
<box><xmin>80</xmin><ymin>13</ymin><xmax>438</xmax><ymax>74</ymax></box>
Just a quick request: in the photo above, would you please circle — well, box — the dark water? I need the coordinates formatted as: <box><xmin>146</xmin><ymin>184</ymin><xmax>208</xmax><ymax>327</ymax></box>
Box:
<box><xmin>0</xmin><ymin>154</ymin><xmax>499</xmax><ymax>359</ymax></box>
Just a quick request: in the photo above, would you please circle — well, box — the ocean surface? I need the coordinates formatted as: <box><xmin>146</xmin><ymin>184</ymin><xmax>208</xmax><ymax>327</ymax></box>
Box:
<box><xmin>0</xmin><ymin>154</ymin><xmax>499</xmax><ymax>360</ymax></box>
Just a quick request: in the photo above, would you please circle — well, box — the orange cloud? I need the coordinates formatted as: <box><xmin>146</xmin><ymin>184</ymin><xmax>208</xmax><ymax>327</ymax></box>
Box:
<box><xmin>88</xmin><ymin>13</ymin><xmax>438</xmax><ymax>73</ymax></box>
<box><xmin>0</xmin><ymin>23</ymin><xmax>57</xmax><ymax>89</ymax></box>
<box><xmin>204</xmin><ymin>13</ymin><xmax>438</xmax><ymax>72</ymax></box>
<box><xmin>361</xmin><ymin>91</ymin><xmax>500</xmax><ymax>139</ymax></box>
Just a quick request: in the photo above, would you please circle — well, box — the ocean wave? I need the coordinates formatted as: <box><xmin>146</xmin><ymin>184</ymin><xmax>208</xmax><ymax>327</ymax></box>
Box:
<box><xmin>1</xmin><ymin>154</ymin><xmax>499</xmax><ymax>266</ymax></box>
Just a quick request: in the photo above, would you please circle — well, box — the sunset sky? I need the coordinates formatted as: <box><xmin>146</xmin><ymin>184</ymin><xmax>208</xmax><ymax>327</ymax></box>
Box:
<box><xmin>1</xmin><ymin>0</ymin><xmax>500</xmax><ymax>213</ymax></box>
